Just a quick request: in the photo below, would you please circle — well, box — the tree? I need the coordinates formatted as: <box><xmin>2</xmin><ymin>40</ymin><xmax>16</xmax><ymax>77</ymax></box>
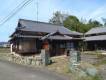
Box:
<box><xmin>64</xmin><ymin>16</ymin><xmax>103</xmax><ymax>33</ymax></box>
<box><xmin>63</xmin><ymin>15</ymin><xmax>82</xmax><ymax>32</ymax></box>
<box><xmin>50</xmin><ymin>11</ymin><xmax>103</xmax><ymax>33</ymax></box>
<box><xmin>102</xmin><ymin>18</ymin><xmax>106</xmax><ymax>26</ymax></box>
<box><xmin>84</xmin><ymin>19</ymin><xmax>103</xmax><ymax>32</ymax></box>
<box><xmin>87</xmin><ymin>19</ymin><xmax>102</xmax><ymax>27</ymax></box>
<box><xmin>49</xmin><ymin>11</ymin><xmax>68</xmax><ymax>25</ymax></box>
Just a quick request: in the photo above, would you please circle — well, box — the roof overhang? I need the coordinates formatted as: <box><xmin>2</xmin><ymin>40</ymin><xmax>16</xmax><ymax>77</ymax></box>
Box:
<box><xmin>84</xmin><ymin>35</ymin><xmax>106</xmax><ymax>41</ymax></box>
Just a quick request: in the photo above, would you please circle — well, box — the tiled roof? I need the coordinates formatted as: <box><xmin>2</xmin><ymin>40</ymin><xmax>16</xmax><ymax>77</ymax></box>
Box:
<box><xmin>85</xmin><ymin>35</ymin><xmax>106</xmax><ymax>41</ymax></box>
<box><xmin>17</xmin><ymin>19</ymin><xmax>82</xmax><ymax>36</ymax></box>
<box><xmin>85</xmin><ymin>27</ymin><xmax>106</xmax><ymax>35</ymax></box>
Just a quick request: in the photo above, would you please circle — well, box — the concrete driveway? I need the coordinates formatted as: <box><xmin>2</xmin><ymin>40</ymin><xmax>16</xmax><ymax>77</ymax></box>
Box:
<box><xmin>0</xmin><ymin>59</ymin><xmax>70</xmax><ymax>80</ymax></box>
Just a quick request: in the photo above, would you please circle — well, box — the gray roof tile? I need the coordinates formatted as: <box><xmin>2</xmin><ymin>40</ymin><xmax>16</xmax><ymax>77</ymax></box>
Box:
<box><xmin>85</xmin><ymin>35</ymin><xmax>106</xmax><ymax>41</ymax></box>
<box><xmin>18</xmin><ymin>19</ymin><xmax>82</xmax><ymax>35</ymax></box>
<box><xmin>85</xmin><ymin>27</ymin><xmax>106</xmax><ymax>35</ymax></box>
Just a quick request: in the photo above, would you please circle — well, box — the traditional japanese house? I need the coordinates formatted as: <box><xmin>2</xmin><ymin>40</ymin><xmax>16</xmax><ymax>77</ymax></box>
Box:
<box><xmin>85</xmin><ymin>27</ymin><xmax>106</xmax><ymax>51</ymax></box>
<box><xmin>10</xmin><ymin>19</ymin><xmax>82</xmax><ymax>56</ymax></box>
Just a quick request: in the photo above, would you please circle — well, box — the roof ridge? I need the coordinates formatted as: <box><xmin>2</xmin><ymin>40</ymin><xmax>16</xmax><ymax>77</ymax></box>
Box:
<box><xmin>17</xmin><ymin>19</ymin><xmax>82</xmax><ymax>35</ymax></box>
<box><xmin>19</xmin><ymin>19</ymin><xmax>64</xmax><ymax>27</ymax></box>
<box><xmin>92</xmin><ymin>26</ymin><xmax>105</xmax><ymax>29</ymax></box>
<box><xmin>85</xmin><ymin>26</ymin><xmax>106</xmax><ymax>35</ymax></box>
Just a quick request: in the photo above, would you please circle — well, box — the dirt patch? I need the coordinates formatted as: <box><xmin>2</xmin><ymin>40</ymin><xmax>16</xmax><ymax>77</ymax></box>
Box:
<box><xmin>47</xmin><ymin>55</ymin><xmax>102</xmax><ymax>80</ymax></box>
<box><xmin>47</xmin><ymin>55</ymin><xmax>70</xmax><ymax>75</ymax></box>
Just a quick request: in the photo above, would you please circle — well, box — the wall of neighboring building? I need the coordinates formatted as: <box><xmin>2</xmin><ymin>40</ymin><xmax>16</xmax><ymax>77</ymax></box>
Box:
<box><xmin>86</xmin><ymin>41</ymin><xmax>106</xmax><ymax>51</ymax></box>
<box><xmin>0</xmin><ymin>42</ymin><xmax>10</xmax><ymax>48</ymax></box>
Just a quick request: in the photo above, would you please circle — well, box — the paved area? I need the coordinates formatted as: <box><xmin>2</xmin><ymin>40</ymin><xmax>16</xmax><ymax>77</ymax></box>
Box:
<box><xmin>0</xmin><ymin>59</ymin><xmax>70</xmax><ymax>80</ymax></box>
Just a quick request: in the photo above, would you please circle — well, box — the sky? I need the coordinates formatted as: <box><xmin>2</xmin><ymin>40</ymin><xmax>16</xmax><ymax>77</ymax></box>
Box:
<box><xmin>0</xmin><ymin>0</ymin><xmax>106</xmax><ymax>42</ymax></box>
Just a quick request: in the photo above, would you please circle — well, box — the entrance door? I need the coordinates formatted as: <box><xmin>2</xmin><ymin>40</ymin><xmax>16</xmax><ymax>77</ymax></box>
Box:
<box><xmin>50</xmin><ymin>40</ymin><xmax>66</xmax><ymax>57</ymax></box>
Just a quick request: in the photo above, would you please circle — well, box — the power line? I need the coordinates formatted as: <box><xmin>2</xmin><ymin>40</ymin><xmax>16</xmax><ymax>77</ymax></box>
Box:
<box><xmin>0</xmin><ymin>0</ymin><xmax>33</xmax><ymax>24</ymax></box>
<box><xmin>0</xmin><ymin>0</ymin><xmax>27</xmax><ymax>23</ymax></box>
<box><xmin>0</xmin><ymin>0</ymin><xmax>34</xmax><ymax>26</ymax></box>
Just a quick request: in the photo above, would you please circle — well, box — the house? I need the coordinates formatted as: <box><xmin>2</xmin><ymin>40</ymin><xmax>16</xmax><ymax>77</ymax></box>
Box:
<box><xmin>0</xmin><ymin>42</ymin><xmax>10</xmax><ymax>48</ymax></box>
<box><xmin>10</xmin><ymin>19</ymin><xmax>82</xmax><ymax>56</ymax></box>
<box><xmin>85</xmin><ymin>27</ymin><xmax>106</xmax><ymax>51</ymax></box>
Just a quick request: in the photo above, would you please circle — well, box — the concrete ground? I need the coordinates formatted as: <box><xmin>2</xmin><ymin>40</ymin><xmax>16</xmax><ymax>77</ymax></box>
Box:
<box><xmin>0</xmin><ymin>59</ymin><xmax>70</xmax><ymax>80</ymax></box>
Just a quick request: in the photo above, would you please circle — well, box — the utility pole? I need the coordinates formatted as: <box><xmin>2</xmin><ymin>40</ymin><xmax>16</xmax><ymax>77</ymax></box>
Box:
<box><xmin>36</xmin><ymin>0</ymin><xmax>38</xmax><ymax>22</ymax></box>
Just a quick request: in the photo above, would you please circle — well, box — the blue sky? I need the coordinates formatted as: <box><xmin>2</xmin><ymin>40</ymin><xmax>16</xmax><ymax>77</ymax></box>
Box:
<box><xmin>0</xmin><ymin>0</ymin><xmax>106</xmax><ymax>42</ymax></box>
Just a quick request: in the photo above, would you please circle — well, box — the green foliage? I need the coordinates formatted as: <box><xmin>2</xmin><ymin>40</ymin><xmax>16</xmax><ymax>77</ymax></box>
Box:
<box><xmin>63</xmin><ymin>16</ymin><xmax>80</xmax><ymax>32</ymax></box>
<box><xmin>49</xmin><ymin>11</ymin><xmax>103</xmax><ymax>33</ymax></box>
<box><xmin>102</xmin><ymin>18</ymin><xmax>106</xmax><ymax>26</ymax></box>
<box><xmin>63</xmin><ymin>17</ymin><xmax>103</xmax><ymax>33</ymax></box>
<box><xmin>85</xmin><ymin>19</ymin><xmax>102</xmax><ymax>32</ymax></box>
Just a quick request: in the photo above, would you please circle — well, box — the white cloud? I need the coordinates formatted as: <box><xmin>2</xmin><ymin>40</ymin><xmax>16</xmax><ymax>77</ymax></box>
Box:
<box><xmin>89</xmin><ymin>5</ymin><xmax>106</xmax><ymax>20</ymax></box>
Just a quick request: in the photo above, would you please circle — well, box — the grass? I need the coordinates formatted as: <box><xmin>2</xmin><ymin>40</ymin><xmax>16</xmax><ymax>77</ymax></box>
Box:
<box><xmin>0</xmin><ymin>47</ymin><xmax>10</xmax><ymax>53</ymax></box>
<box><xmin>94</xmin><ymin>60</ymin><xmax>106</xmax><ymax>67</ymax></box>
<box><xmin>92</xmin><ymin>75</ymin><xmax>103</xmax><ymax>80</ymax></box>
<box><xmin>71</xmin><ymin>74</ymin><xmax>102</xmax><ymax>80</ymax></box>
<box><xmin>47</xmin><ymin>55</ymin><xmax>103</xmax><ymax>80</ymax></box>
<box><xmin>47</xmin><ymin>55</ymin><xmax>70</xmax><ymax>75</ymax></box>
<box><xmin>82</xmin><ymin>51</ymin><xmax>106</xmax><ymax>56</ymax></box>
<box><xmin>100</xmin><ymin>60</ymin><xmax>106</xmax><ymax>64</ymax></box>
<box><xmin>0</xmin><ymin>49</ymin><xmax>104</xmax><ymax>80</ymax></box>
<box><xmin>0</xmin><ymin>48</ymin><xmax>10</xmax><ymax>60</ymax></box>
<box><xmin>81</xmin><ymin>51</ymin><xmax>98</xmax><ymax>55</ymax></box>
